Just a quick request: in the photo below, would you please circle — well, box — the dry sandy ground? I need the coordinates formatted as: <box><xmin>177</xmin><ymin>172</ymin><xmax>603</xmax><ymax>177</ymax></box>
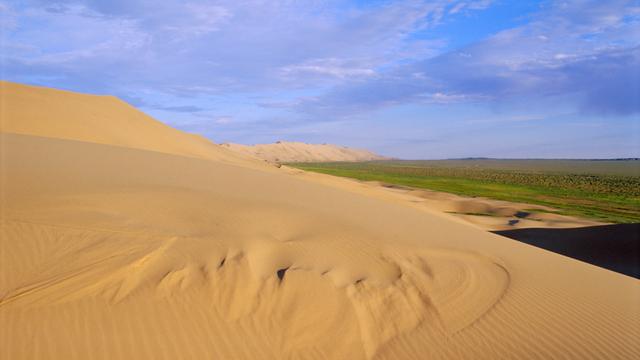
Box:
<box><xmin>1</xmin><ymin>81</ymin><xmax>639</xmax><ymax>359</ymax></box>
<box><xmin>221</xmin><ymin>141</ymin><xmax>389</xmax><ymax>163</ymax></box>
<box><xmin>280</xmin><ymin>168</ymin><xmax>605</xmax><ymax>232</ymax></box>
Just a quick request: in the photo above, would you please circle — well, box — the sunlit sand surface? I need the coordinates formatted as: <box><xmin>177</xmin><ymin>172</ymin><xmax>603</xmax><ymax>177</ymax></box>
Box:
<box><xmin>1</xmin><ymin>81</ymin><xmax>639</xmax><ymax>359</ymax></box>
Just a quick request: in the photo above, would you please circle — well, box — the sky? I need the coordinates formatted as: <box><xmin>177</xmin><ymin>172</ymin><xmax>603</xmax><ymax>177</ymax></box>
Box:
<box><xmin>1</xmin><ymin>0</ymin><xmax>638</xmax><ymax>159</ymax></box>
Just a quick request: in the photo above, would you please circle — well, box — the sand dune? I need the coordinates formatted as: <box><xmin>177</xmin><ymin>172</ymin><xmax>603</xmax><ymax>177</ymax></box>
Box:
<box><xmin>1</xmin><ymin>83</ymin><xmax>639</xmax><ymax>359</ymax></box>
<box><xmin>0</xmin><ymin>81</ymin><xmax>266</xmax><ymax>169</ymax></box>
<box><xmin>222</xmin><ymin>141</ymin><xmax>389</xmax><ymax>163</ymax></box>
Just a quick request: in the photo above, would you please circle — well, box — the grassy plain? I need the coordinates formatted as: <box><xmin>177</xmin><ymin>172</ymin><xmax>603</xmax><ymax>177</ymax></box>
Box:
<box><xmin>290</xmin><ymin>160</ymin><xmax>640</xmax><ymax>223</ymax></box>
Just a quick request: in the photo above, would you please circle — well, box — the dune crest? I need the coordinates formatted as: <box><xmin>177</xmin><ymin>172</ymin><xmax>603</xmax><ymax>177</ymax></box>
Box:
<box><xmin>1</xmin><ymin>83</ymin><xmax>639</xmax><ymax>359</ymax></box>
<box><xmin>0</xmin><ymin>81</ymin><xmax>266</xmax><ymax>168</ymax></box>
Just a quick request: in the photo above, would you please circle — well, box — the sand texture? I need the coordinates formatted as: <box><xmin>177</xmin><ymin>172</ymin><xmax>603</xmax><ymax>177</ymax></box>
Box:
<box><xmin>222</xmin><ymin>141</ymin><xmax>389</xmax><ymax>163</ymax></box>
<box><xmin>281</xmin><ymin>168</ymin><xmax>605</xmax><ymax>232</ymax></box>
<box><xmin>1</xmin><ymin>81</ymin><xmax>639</xmax><ymax>359</ymax></box>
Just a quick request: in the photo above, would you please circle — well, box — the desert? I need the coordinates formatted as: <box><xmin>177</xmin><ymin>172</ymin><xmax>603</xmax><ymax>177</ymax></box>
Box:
<box><xmin>1</xmin><ymin>81</ymin><xmax>639</xmax><ymax>359</ymax></box>
<box><xmin>2</xmin><ymin>1</ymin><xmax>639</xmax><ymax>358</ymax></box>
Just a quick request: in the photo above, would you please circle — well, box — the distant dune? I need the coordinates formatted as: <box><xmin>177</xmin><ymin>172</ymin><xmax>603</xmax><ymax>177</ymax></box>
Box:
<box><xmin>221</xmin><ymin>141</ymin><xmax>390</xmax><ymax>163</ymax></box>
<box><xmin>1</xmin><ymin>81</ymin><xmax>639</xmax><ymax>359</ymax></box>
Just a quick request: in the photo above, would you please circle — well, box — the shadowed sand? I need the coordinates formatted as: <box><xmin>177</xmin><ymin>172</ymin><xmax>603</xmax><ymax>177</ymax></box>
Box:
<box><xmin>495</xmin><ymin>224</ymin><xmax>640</xmax><ymax>279</ymax></box>
<box><xmin>1</xmin><ymin>81</ymin><xmax>639</xmax><ymax>359</ymax></box>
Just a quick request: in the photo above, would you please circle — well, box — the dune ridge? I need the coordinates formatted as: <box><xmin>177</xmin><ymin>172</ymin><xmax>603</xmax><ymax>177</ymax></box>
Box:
<box><xmin>0</xmin><ymin>81</ymin><xmax>266</xmax><ymax>169</ymax></box>
<box><xmin>221</xmin><ymin>141</ymin><xmax>390</xmax><ymax>163</ymax></box>
<box><xmin>1</xmin><ymin>83</ymin><xmax>639</xmax><ymax>359</ymax></box>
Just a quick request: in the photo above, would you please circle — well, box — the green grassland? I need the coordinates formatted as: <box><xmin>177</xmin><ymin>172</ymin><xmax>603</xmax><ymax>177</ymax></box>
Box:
<box><xmin>289</xmin><ymin>160</ymin><xmax>640</xmax><ymax>223</ymax></box>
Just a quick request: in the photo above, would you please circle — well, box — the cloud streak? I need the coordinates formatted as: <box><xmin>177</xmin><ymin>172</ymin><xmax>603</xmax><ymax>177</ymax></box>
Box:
<box><xmin>4</xmin><ymin>0</ymin><xmax>471</xmax><ymax>93</ymax></box>
<box><xmin>1</xmin><ymin>0</ymin><xmax>637</xmax><ymax>157</ymax></box>
<box><xmin>291</xmin><ymin>0</ymin><xmax>640</xmax><ymax>118</ymax></box>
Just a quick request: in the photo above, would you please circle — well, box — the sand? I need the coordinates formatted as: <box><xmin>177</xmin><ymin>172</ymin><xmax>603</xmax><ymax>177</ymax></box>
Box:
<box><xmin>221</xmin><ymin>141</ymin><xmax>389</xmax><ymax>163</ymax></box>
<box><xmin>1</xmin><ymin>81</ymin><xmax>639</xmax><ymax>359</ymax></box>
<box><xmin>0</xmin><ymin>81</ymin><xmax>267</xmax><ymax>169</ymax></box>
<box><xmin>281</xmin><ymin>168</ymin><xmax>605</xmax><ymax>232</ymax></box>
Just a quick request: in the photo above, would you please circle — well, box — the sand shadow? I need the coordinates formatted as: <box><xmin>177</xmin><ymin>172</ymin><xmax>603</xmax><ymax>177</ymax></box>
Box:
<box><xmin>494</xmin><ymin>224</ymin><xmax>640</xmax><ymax>279</ymax></box>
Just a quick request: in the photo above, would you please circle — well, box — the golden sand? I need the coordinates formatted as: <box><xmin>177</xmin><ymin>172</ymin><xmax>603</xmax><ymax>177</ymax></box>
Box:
<box><xmin>1</xmin><ymin>81</ymin><xmax>638</xmax><ymax>359</ymax></box>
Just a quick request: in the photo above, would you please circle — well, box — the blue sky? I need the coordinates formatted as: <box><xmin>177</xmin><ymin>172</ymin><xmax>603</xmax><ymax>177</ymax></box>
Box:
<box><xmin>1</xmin><ymin>0</ymin><xmax>638</xmax><ymax>158</ymax></box>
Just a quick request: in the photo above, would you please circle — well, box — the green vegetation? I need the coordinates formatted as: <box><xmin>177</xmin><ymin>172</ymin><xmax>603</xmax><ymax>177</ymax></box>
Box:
<box><xmin>289</xmin><ymin>160</ymin><xmax>640</xmax><ymax>223</ymax></box>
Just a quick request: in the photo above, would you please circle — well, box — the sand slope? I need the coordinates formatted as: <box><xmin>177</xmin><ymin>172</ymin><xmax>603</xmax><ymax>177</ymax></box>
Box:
<box><xmin>0</xmin><ymin>81</ymin><xmax>266</xmax><ymax>168</ymax></box>
<box><xmin>1</xmin><ymin>84</ymin><xmax>639</xmax><ymax>359</ymax></box>
<box><xmin>368</xmin><ymin>184</ymin><xmax>605</xmax><ymax>230</ymax></box>
<box><xmin>222</xmin><ymin>141</ymin><xmax>389</xmax><ymax>163</ymax></box>
<box><xmin>279</xmin><ymin>168</ymin><xmax>605</xmax><ymax>231</ymax></box>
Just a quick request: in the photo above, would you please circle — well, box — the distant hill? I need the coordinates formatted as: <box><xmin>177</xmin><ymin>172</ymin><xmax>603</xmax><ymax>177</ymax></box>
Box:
<box><xmin>221</xmin><ymin>141</ymin><xmax>391</xmax><ymax>163</ymax></box>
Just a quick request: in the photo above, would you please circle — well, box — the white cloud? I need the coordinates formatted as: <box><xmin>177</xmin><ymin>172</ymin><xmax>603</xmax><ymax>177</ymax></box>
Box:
<box><xmin>280</xmin><ymin>58</ymin><xmax>376</xmax><ymax>79</ymax></box>
<box><xmin>162</xmin><ymin>3</ymin><xmax>231</xmax><ymax>38</ymax></box>
<box><xmin>214</xmin><ymin>116</ymin><xmax>234</xmax><ymax>124</ymax></box>
<box><xmin>0</xmin><ymin>1</ymin><xmax>17</xmax><ymax>30</ymax></box>
<box><xmin>418</xmin><ymin>92</ymin><xmax>463</xmax><ymax>103</ymax></box>
<box><xmin>4</xmin><ymin>4</ymin><xmax>151</xmax><ymax>67</ymax></box>
<box><xmin>287</xmin><ymin>0</ymin><xmax>640</xmax><ymax>118</ymax></box>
